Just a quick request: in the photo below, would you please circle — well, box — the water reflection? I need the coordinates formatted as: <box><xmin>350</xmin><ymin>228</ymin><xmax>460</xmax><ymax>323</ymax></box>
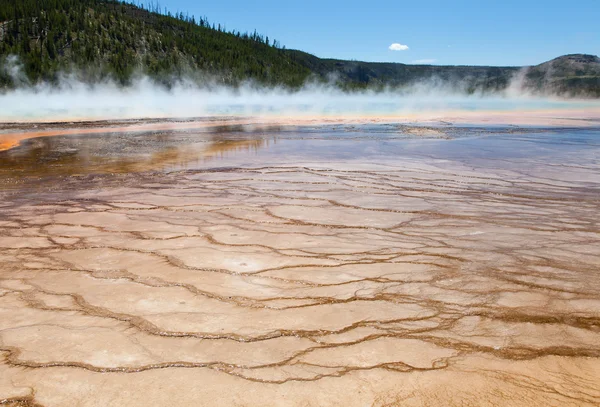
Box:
<box><xmin>0</xmin><ymin>129</ymin><xmax>271</xmax><ymax>181</ymax></box>
<box><xmin>1</xmin><ymin>123</ymin><xmax>599</xmax><ymax>189</ymax></box>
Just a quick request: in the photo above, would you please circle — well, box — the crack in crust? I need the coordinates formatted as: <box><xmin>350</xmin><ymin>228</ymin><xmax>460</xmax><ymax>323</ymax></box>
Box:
<box><xmin>0</xmin><ymin>141</ymin><xmax>599</xmax><ymax>406</ymax></box>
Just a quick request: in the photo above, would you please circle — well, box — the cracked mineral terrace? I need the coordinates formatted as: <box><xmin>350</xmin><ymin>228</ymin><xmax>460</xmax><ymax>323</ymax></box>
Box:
<box><xmin>0</xmin><ymin>116</ymin><xmax>599</xmax><ymax>406</ymax></box>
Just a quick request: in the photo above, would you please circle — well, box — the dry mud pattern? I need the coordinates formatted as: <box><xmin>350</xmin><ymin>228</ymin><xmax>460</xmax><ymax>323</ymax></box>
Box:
<box><xmin>0</xmin><ymin>159</ymin><xmax>599</xmax><ymax>406</ymax></box>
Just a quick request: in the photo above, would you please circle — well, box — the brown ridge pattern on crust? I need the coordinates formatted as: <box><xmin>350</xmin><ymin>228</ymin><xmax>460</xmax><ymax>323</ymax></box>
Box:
<box><xmin>0</xmin><ymin>148</ymin><xmax>599</xmax><ymax>405</ymax></box>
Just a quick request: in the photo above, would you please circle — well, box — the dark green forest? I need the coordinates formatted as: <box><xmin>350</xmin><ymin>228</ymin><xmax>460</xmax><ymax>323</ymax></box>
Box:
<box><xmin>0</xmin><ymin>0</ymin><xmax>311</xmax><ymax>87</ymax></box>
<box><xmin>0</xmin><ymin>0</ymin><xmax>599</xmax><ymax>96</ymax></box>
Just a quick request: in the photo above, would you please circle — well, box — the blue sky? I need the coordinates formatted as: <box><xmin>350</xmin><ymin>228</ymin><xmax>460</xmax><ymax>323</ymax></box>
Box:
<box><xmin>154</xmin><ymin>0</ymin><xmax>599</xmax><ymax>66</ymax></box>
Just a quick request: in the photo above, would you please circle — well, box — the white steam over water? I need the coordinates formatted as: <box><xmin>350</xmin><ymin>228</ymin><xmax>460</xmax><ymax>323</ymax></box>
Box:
<box><xmin>1</xmin><ymin>76</ymin><xmax>599</xmax><ymax>122</ymax></box>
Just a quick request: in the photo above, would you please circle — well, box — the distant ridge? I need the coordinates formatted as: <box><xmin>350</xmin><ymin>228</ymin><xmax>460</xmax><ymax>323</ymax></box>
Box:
<box><xmin>522</xmin><ymin>54</ymin><xmax>600</xmax><ymax>97</ymax></box>
<box><xmin>0</xmin><ymin>0</ymin><xmax>598</xmax><ymax>97</ymax></box>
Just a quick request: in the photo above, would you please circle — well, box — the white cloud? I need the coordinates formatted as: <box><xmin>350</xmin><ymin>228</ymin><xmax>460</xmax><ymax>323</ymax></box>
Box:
<box><xmin>412</xmin><ymin>59</ymin><xmax>437</xmax><ymax>64</ymax></box>
<box><xmin>389</xmin><ymin>43</ymin><xmax>409</xmax><ymax>51</ymax></box>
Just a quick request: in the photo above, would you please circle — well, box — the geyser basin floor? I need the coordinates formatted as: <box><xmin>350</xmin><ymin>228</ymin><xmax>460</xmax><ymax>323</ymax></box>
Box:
<box><xmin>0</xmin><ymin>121</ymin><xmax>599</xmax><ymax>406</ymax></box>
<box><xmin>1</xmin><ymin>104</ymin><xmax>600</xmax><ymax>153</ymax></box>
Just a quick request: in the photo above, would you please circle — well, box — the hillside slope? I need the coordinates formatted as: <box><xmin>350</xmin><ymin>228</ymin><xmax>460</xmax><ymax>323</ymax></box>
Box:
<box><xmin>287</xmin><ymin>49</ymin><xmax>519</xmax><ymax>92</ymax></box>
<box><xmin>522</xmin><ymin>54</ymin><xmax>600</xmax><ymax>97</ymax></box>
<box><xmin>0</xmin><ymin>0</ymin><xmax>598</xmax><ymax>97</ymax></box>
<box><xmin>0</xmin><ymin>0</ymin><xmax>311</xmax><ymax>87</ymax></box>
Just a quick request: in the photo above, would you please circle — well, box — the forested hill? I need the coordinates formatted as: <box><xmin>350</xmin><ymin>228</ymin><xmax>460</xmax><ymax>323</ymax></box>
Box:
<box><xmin>0</xmin><ymin>0</ymin><xmax>599</xmax><ymax>97</ymax></box>
<box><xmin>0</xmin><ymin>0</ymin><xmax>311</xmax><ymax>87</ymax></box>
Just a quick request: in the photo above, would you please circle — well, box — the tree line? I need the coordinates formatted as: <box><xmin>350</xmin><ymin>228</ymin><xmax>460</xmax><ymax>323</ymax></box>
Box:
<box><xmin>0</xmin><ymin>0</ymin><xmax>310</xmax><ymax>88</ymax></box>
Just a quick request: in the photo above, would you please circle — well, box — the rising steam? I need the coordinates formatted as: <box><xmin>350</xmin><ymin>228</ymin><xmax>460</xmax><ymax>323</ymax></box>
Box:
<box><xmin>1</xmin><ymin>57</ymin><xmax>598</xmax><ymax>123</ymax></box>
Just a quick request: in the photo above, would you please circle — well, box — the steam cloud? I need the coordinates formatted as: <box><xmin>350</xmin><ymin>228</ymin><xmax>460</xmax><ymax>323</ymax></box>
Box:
<box><xmin>0</xmin><ymin>57</ymin><xmax>598</xmax><ymax>123</ymax></box>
